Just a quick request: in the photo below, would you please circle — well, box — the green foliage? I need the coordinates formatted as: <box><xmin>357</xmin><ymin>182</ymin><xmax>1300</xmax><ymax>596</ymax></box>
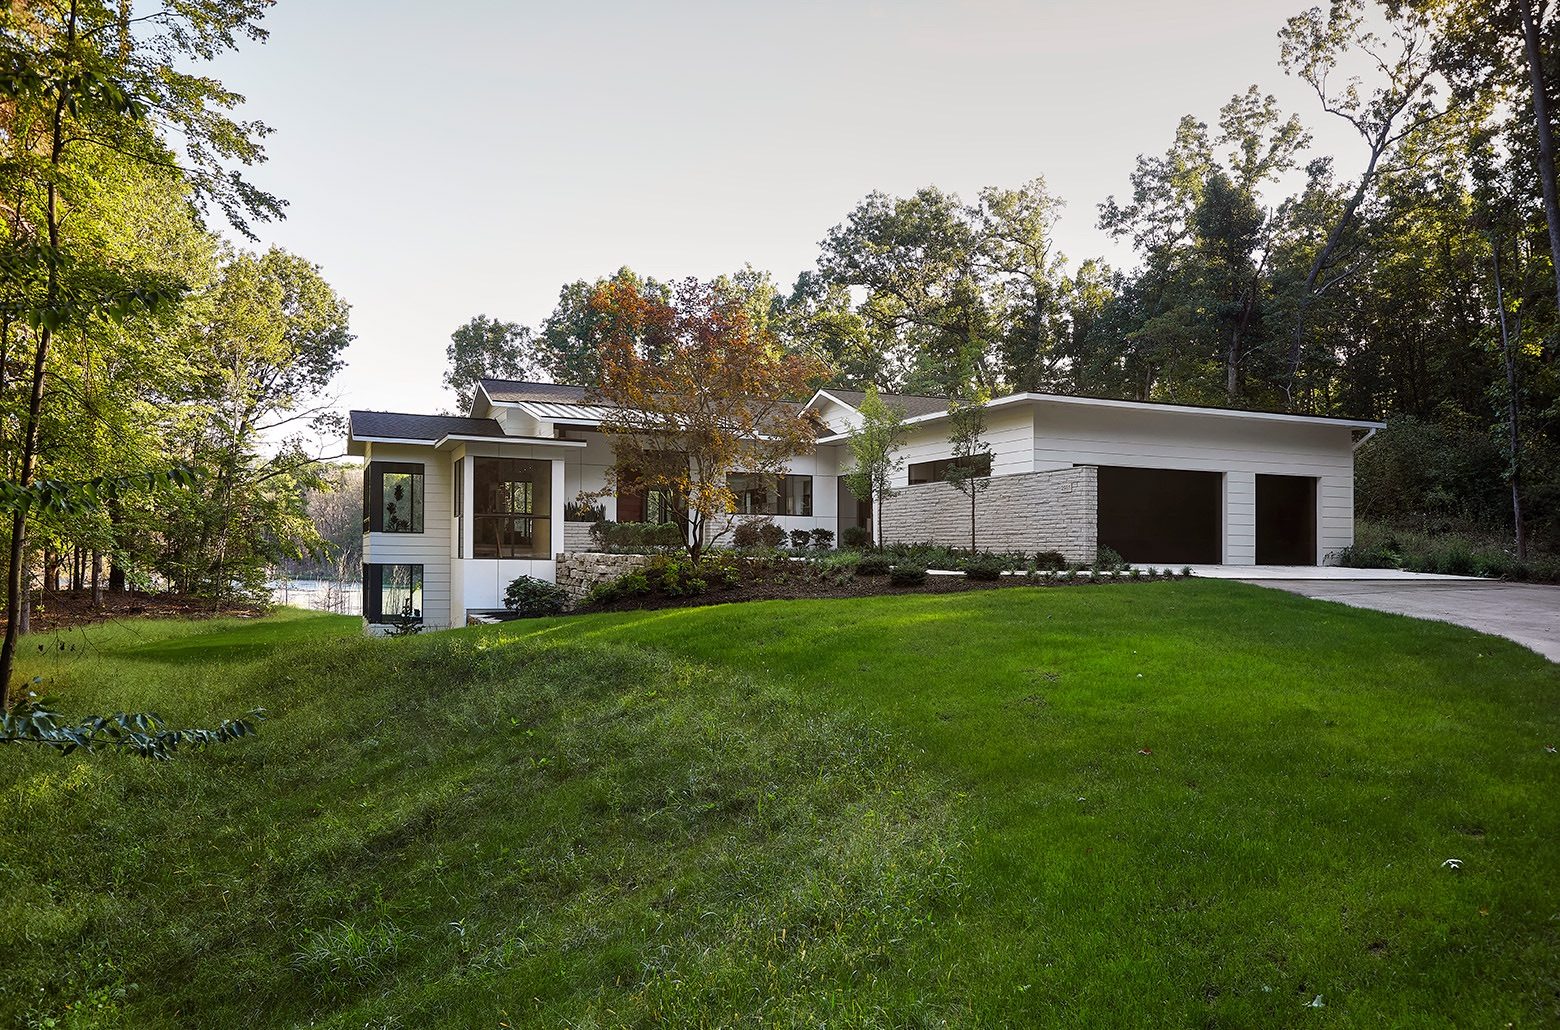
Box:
<box><xmin>888</xmin><ymin>561</ymin><xmax>928</xmax><ymax>586</ymax></box>
<box><xmin>788</xmin><ymin>529</ymin><xmax>811</xmax><ymax>548</ymax></box>
<box><xmin>503</xmin><ymin>576</ymin><xmax>570</xmax><ymax>618</ymax></box>
<box><xmin>1332</xmin><ymin>521</ymin><xmax>1559</xmax><ymax>583</ymax></box>
<box><xmin>732</xmin><ymin>518</ymin><xmax>785</xmax><ymax>550</ymax></box>
<box><xmin>1095</xmin><ymin>546</ymin><xmax>1128</xmax><ymax>572</ymax></box>
<box><xmin>564</xmin><ymin>497</ymin><xmax>605</xmax><ymax>522</ymax></box>
<box><xmin>444</xmin><ymin>315</ymin><xmax>536</xmax><ymax>405</ymax></box>
<box><xmin>0</xmin><ymin>692</ymin><xmax>261</xmax><ymax>760</ymax></box>
<box><xmin>588</xmin><ymin>519</ymin><xmax>683</xmax><ymax>553</ymax></box>
<box><xmin>1034</xmin><ymin>550</ymin><xmax>1068</xmax><ymax>571</ymax></box>
<box><xmin>855</xmin><ymin>553</ymin><xmax>892</xmax><ymax>576</ymax></box>
<box><xmin>841</xmin><ymin>525</ymin><xmax>871</xmax><ymax>549</ymax></box>
<box><xmin>963</xmin><ymin>555</ymin><xmax>1007</xmax><ymax>581</ymax></box>
<box><xmin>810</xmin><ymin>528</ymin><xmax>836</xmax><ymax>549</ymax></box>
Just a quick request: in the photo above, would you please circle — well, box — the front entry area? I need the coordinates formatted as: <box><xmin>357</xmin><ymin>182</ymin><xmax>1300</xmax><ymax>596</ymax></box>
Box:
<box><xmin>1255</xmin><ymin>474</ymin><xmax>1317</xmax><ymax>565</ymax></box>
<box><xmin>1096</xmin><ymin>466</ymin><xmax>1222</xmax><ymax>565</ymax></box>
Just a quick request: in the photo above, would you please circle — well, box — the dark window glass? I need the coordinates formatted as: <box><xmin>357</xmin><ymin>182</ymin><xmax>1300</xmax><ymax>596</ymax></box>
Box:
<box><xmin>907</xmin><ymin>455</ymin><xmax>992</xmax><ymax>485</ymax></box>
<box><xmin>363</xmin><ymin>461</ymin><xmax>425</xmax><ymax>533</ymax></box>
<box><xmin>363</xmin><ymin>564</ymin><xmax>423</xmax><ymax>623</ymax></box>
<box><xmin>473</xmin><ymin>457</ymin><xmax>552</xmax><ymax>558</ymax></box>
<box><xmin>727</xmin><ymin>473</ymin><xmax>811</xmax><ymax>516</ymax></box>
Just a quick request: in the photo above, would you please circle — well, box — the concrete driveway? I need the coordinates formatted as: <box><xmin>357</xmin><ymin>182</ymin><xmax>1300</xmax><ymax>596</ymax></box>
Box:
<box><xmin>1235</xmin><ymin>575</ymin><xmax>1560</xmax><ymax>663</ymax></box>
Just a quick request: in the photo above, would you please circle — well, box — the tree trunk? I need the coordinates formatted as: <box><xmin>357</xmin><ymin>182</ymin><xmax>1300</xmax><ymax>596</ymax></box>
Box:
<box><xmin>969</xmin><ymin>489</ymin><xmax>977</xmax><ymax>552</ymax></box>
<box><xmin>91</xmin><ymin>549</ymin><xmax>102</xmax><ymax>606</ymax></box>
<box><xmin>1490</xmin><ymin>232</ymin><xmax>1527</xmax><ymax>560</ymax></box>
<box><xmin>0</xmin><ymin>10</ymin><xmax>71</xmax><ymax>709</ymax></box>
<box><xmin>1519</xmin><ymin>0</ymin><xmax>1560</xmax><ymax>321</ymax></box>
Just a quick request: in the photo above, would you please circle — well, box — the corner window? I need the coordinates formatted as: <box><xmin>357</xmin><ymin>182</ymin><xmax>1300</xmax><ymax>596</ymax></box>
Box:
<box><xmin>364</xmin><ymin>564</ymin><xmax>423</xmax><ymax>623</ymax></box>
<box><xmin>364</xmin><ymin>461</ymin><xmax>425</xmax><ymax>533</ymax></box>
<box><xmin>473</xmin><ymin>457</ymin><xmax>552</xmax><ymax>559</ymax></box>
<box><xmin>908</xmin><ymin>455</ymin><xmax>991</xmax><ymax>485</ymax></box>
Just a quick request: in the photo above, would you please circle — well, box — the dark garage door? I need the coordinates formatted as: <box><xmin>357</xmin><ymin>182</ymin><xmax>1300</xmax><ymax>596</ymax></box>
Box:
<box><xmin>1255</xmin><ymin>474</ymin><xmax>1316</xmax><ymax>565</ymax></box>
<box><xmin>1096</xmin><ymin>466</ymin><xmax>1222</xmax><ymax>565</ymax></box>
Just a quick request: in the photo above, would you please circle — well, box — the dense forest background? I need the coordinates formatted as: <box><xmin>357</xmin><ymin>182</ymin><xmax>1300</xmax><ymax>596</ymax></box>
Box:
<box><xmin>450</xmin><ymin>0</ymin><xmax>1560</xmax><ymax>565</ymax></box>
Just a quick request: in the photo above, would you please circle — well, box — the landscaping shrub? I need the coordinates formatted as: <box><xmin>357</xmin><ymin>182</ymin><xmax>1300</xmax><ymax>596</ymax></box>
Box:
<box><xmin>810</xmin><ymin>528</ymin><xmax>836</xmax><ymax>550</ymax></box>
<box><xmin>1095</xmin><ymin>545</ymin><xmax>1127</xmax><ymax>571</ymax></box>
<box><xmin>856</xmin><ymin>554</ymin><xmax>892</xmax><ymax>576</ymax></box>
<box><xmin>590</xmin><ymin>519</ymin><xmax>683</xmax><ymax>553</ymax></box>
<box><xmin>734</xmin><ymin>517</ymin><xmax>787</xmax><ymax>549</ymax></box>
<box><xmin>1034</xmin><ymin>550</ymin><xmax>1068</xmax><ymax>571</ymax></box>
<box><xmin>888</xmin><ymin>561</ymin><xmax>928</xmax><ymax>587</ymax></box>
<box><xmin>841</xmin><ymin>525</ymin><xmax>871</xmax><ymax>549</ymax></box>
<box><xmin>790</xmin><ymin>529</ymin><xmax>812</xmax><ymax>549</ymax></box>
<box><xmin>964</xmin><ymin>555</ymin><xmax>1006</xmax><ymax>581</ymax></box>
<box><xmin>504</xmin><ymin>575</ymin><xmax>570</xmax><ymax>617</ymax></box>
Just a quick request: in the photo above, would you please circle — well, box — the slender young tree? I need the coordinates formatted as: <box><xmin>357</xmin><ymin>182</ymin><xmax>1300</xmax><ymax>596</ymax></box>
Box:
<box><xmin>943</xmin><ymin>389</ymin><xmax>993</xmax><ymax>551</ymax></box>
<box><xmin>841</xmin><ymin>387</ymin><xmax>909</xmax><ymax>546</ymax></box>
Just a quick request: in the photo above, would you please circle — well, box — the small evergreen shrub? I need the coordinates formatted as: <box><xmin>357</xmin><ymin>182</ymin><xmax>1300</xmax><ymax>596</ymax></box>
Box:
<box><xmin>856</xmin><ymin>554</ymin><xmax>892</xmax><ymax>576</ymax></box>
<box><xmin>1095</xmin><ymin>545</ymin><xmax>1127</xmax><ymax>571</ymax></box>
<box><xmin>888</xmin><ymin>562</ymin><xmax>928</xmax><ymax>587</ymax></box>
<box><xmin>810</xmin><ymin>528</ymin><xmax>836</xmax><ymax>549</ymax></box>
<box><xmin>504</xmin><ymin>575</ymin><xmax>570</xmax><ymax>617</ymax></box>
<box><xmin>565</xmin><ymin>497</ymin><xmax>605</xmax><ymax>522</ymax></box>
<box><xmin>964</xmin><ymin>555</ymin><xmax>1006</xmax><ymax>581</ymax></box>
<box><xmin>790</xmin><ymin>529</ymin><xmax>812</xmax><ymax>549</ymax></box>
<box><xmin>841</xmin><ymin>525</ymin><xmax>871</xmax><ymax>549</ymax></box>
<box><xmin>758</xmin><ymin>522</ymin><xmax>786</xmax><ymax>548</ymax></box>
<box><xmin>1034</xmin><ymin>550</ymin><xmax>1068</xmax><ymax>571</ymax></box>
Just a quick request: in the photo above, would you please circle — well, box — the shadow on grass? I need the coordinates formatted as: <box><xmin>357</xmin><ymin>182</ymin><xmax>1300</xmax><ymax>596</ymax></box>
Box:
<box><xmin>108</xmin><ymin>612</ymin><xmax>362</xmax><ymax>664</ymax></box>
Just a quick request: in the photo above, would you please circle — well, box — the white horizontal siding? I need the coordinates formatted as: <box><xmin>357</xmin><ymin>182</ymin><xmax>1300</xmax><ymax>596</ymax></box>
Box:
<box><xmin>889</xmin><ymin>406</ymin><xmax>1035</xmax><ymax>486</ymax></box>
<box><xmin>362</xmin><ymin>442</ymin><xmax>454</xmax><ymax>628</ymax></box>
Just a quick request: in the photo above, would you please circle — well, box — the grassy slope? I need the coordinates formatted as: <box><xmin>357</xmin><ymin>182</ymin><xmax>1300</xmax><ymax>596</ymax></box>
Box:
<box><xmin>3</xmin><ymin>582</ymin><xmax>1558</xmax><ymax>1027</ymax></box>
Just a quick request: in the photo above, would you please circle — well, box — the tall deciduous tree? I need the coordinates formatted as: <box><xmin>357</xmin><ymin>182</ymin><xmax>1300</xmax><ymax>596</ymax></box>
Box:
<box><xmin>590</xmin><ymin>278</ymin><xmax>827</xmax><ymax>562</ymax></box>
<box><xmin>0</xmin><ymin>0</ymin><xmax>281</xmax><ymax>704</ymax></box>
<box><xmin>444</xmin><ymin>315</ymin><xmax>535</xmax><ymax>406</ymax></box>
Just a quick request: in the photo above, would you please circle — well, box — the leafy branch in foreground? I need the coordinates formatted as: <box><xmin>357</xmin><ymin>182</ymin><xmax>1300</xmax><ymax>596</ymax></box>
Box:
<box><xmin>0</xmin><ymin>693</ymin><xmax>263</xmax><ymax>760</ymax></box>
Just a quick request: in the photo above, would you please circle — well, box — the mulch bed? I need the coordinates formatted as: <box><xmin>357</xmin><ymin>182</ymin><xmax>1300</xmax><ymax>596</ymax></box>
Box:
<box><xmin>0</xmin><ymin>590</ymin><xmax>266</xmax><ymax>633</ymax></box>
<box><xmin>578</xmin><ymin>568</ymin><xmax>1165</xmax><ymax>615</ymax></box>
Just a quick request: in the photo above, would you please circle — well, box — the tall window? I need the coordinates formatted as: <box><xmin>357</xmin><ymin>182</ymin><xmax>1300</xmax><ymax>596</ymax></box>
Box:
<box><xmin>726</xmin><ymin>473</ymin><xmax>812</xmax><ymax>516</ymax></box>
<box><xmin>454</xmin><ymin>458</ymin><xmax>464</xmax><ymax>558</ymax></box>
<box><xmin>363</xmin><ymin>564</ymin><xmax>423</xmax><ymax>623</ymax></box>
<box><xmin>363</xmin><ymin>461</ymin><xmax>425</xmax><ymax>533</ymax></box>
<box><xmin>473</xmin><ymin>457</ymin><xmax>552</xmax><ymax>558</ymax></box>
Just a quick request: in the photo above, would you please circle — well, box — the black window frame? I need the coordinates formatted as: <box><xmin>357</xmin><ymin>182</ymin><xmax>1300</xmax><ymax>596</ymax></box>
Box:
<box><xmin>472</xmin><ymin>456</ymin><xmax>552</xmax><ymax>559</ymax></box>
<box><xmin>363</xmin><ymin>563</ymin><xmax>424</xmax><ymax>623</ymax></box>
<box><xmin>908</xmin><ymin>454</ymin><xmax>992</xmax><ymax>485</ymax></box>
<box><xmin>363</xmin><ymin>461</ymin><xmax>425</xmax><ymax>534</ymax></box>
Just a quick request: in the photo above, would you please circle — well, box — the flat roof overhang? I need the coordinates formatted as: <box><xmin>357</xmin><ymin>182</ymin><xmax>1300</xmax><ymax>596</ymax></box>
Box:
<box><xmin>346</xmin><ymin>434</ymin><xmax>589</xmax><ymax>456</ymax></box>
<box><xmin>814</xmin><ymin>393</ymin><xmax>1386</xmax><ymax>443</ymax></box>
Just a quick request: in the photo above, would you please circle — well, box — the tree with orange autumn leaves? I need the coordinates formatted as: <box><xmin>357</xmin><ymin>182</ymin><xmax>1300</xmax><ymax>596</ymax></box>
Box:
<box><xmin>588</xmin><ymin>278</ymin><xmax>828</xmax><ymax>562</ymax></box>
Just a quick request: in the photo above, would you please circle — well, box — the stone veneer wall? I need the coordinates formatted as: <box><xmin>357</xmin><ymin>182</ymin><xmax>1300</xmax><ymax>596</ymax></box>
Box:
<box><xmin>879</xmin><ymin>466</ymin><xmax>1098</xmax><ymax>561</ymax></box>
<box><xmin>553</xmin><ymin>551</ymin><xmax>652</xmax><ymax>601</ymax></box>
<box><xmin>562</xmin><ymin>521</ymin><xmax>596</xmax><ymax>553</ymax></box>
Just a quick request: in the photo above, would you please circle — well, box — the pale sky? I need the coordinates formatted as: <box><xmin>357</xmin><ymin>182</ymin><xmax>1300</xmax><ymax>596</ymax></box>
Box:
<box><xmin>207</xmin><ymin>0</ymin><xmax>1366</xmax><ymax>418</ymax></box>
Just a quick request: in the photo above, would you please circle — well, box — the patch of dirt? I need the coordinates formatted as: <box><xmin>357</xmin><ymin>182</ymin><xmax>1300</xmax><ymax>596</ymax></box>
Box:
<box><xmin>0</xmin><ymin>590</ymin><xmax>266</xmax><ymax>632</ymax></box>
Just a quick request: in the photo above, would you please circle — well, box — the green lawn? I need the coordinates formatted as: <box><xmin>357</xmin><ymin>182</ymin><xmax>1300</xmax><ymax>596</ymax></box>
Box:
<box><xmin>2</xmin><ymin>582</ymin><xmax>1557</xmax><ymax>1027</ymax></box>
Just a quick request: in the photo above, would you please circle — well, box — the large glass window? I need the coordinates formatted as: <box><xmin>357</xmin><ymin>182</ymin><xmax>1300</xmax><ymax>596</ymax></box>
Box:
<box><xmin>726</xmin><ymin>473</ymin><xmax>812</xmax><ymax>516</ymax></box>
<box><xmin>363</xmin><ymin>461</ymin><xmax>424</xmax><ymax>533</ymax></box>
<box><xmin>473</xmin><ymin>457</ymin><xmax>552</xmax><ymax>558</ymax></box>
<box><xmin>364</xmin><ymin>564</ymin><xmax>423</xmax><ymax>623</ymax></box>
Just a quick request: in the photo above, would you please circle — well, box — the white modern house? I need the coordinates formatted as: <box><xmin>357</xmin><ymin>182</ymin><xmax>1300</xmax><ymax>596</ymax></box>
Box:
<box><xmin>347</xmin><ymin>379</ymin><xmax>1383</xmax><ymax>629</ymax></box>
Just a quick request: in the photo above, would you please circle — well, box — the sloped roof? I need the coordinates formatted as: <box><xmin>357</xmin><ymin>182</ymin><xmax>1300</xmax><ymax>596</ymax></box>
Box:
<box><xmin>820</xmin><ymin>389</ymin><xmax>951</xmax><ymax>418</ymax></box>
<box><xmin>480</xmin><ymin>379</ymin><xmax>590</xmax><ymax>404</ymax></box>
<box><xmin>349</xmin><ymin>410</ymin><xmax>507</xmax><ymax>441</ymax></box>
